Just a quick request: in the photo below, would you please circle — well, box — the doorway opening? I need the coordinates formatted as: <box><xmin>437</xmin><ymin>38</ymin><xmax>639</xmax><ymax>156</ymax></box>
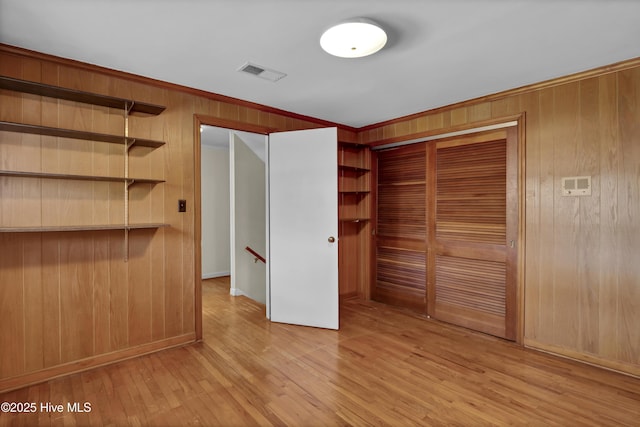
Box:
<box><xmin>200</xmin><ymin>124</ymin><xmax>268</xmax><ymax>299</ymax></box>
<box><xmin>195</xmin><ymin>117</ymin><xmax>273</xmax><ymax>341</ymax></box>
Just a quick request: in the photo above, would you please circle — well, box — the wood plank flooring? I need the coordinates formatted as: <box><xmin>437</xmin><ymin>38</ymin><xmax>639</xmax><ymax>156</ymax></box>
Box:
<box><xmin>1</xmin><ymin>276</ymin><xmax>639</xmax><ymax>426</ymax></box>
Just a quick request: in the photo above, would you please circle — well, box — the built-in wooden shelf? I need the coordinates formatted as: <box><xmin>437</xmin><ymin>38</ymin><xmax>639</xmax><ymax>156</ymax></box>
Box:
<box><xmin>0</xmin><ymin>121</ymin><xmax>165</xmax><ymax>148</ymax></box>
<box><xmin>338</xmin><ymin>141</ymin><xmax>368</xmax><ymax>147</ymax></box>
<box><xmin>339</xmin><ymin>218</ymin><xmax>370</xmax><ymax>223</ymax></box>
<box><xmin>339</xmin><ymin>164</ymin><xmax>370</xmax><ymax>172</ymax></box>
<box><xmin>0</xmin><ymin>76</ymin><xmax>166</xmax><ymax>115</ymax></box>
<box><xmin>339</xmin><ymin>189</ymin><xmax>371</xmax><ymax>194</ymax></box>
<box><xmin>0</xmin><ymin>170</ymin><xmax>164</xmax><ymax>185</ymax></box>
<box><xmin>0</xmin><ymin>223</ymin><xmax>169</xmax><ymax>233</ymax></box>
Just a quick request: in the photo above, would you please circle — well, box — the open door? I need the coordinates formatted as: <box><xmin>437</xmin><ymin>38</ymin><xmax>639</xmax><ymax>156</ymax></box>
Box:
<box><xmin>268</xmin><ymin>127</ymin><xmax>339</xmax><ymax>330</ymax></box>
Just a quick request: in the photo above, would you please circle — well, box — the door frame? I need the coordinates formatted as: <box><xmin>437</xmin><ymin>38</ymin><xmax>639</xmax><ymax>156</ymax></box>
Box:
<box><xmin>370</xmin><ymin>114</ymin><xmax>526</xmax><ymax>344</ymax></box>
<box><xmin>194</xmin><ymin>115</ymin><xmax>276</xmax><ymax>341</ymax></box>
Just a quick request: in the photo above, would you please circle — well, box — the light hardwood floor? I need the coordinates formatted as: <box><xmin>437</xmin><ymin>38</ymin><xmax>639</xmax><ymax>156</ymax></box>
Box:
<box><xmin>1</xmin><ymin>276</ymin><xmax>639</xmax><ymax>426</ymax></box>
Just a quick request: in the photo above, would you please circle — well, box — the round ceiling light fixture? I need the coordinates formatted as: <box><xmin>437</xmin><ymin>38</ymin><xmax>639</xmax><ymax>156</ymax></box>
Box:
<box><xmin>320</xmin><ymin>18</ymin><xmax>387</xmax><ymax>58</ymax></box>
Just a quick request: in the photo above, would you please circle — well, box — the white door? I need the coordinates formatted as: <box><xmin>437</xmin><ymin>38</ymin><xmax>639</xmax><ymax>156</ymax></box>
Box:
<box><xmin>268</xmin><ymin>127</ymin><xmax>339</xmax><ymax>330</ymax></box>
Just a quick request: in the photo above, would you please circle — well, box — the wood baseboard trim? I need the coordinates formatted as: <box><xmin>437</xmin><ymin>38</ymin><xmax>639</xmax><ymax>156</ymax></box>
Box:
<box><xmin>524</xmin><ymin>338</ymin><xmax>640</xmax><ymax>378</ymax></box>
<box><xmin>0</xmin><ymin>333</ymin><xmax>196</xmax><ymax>393</ymax></box>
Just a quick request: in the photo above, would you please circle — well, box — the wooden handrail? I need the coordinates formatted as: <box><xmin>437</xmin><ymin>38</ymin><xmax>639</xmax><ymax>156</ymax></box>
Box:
<box><xmin>245</xmin><ymin>246</ymin><xmax>266</xmax><ymax>264</ymax></box>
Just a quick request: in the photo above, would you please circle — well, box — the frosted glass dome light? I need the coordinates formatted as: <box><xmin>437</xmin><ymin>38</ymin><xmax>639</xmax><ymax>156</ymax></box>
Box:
<box><xmin>320</xmin><ymin>19</ymin><xmax>387</xmax><ymax>58</ymax></box>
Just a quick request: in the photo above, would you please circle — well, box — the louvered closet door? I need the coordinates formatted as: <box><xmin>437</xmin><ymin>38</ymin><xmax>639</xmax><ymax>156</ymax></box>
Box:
<box><xmin>373</xmin><ymin>143</ymin><xmax>427</xmax><ymax>312</ymax></box>
<box><xmin>430</xmin><ymin>129</ymin><xmax>517</xmax><ymax>340</ymax></box>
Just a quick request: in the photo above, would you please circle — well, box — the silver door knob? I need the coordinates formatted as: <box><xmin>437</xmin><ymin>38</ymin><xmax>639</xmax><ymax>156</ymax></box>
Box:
<box><xmin>328</xmin><ymin>236</ymin><xmax>335</xmax><ymax>243</ymax></box>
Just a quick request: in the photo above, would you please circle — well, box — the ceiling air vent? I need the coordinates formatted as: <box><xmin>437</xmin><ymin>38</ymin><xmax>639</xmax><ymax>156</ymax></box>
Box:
<box><xmin>237</xmin><ymin>62</ymin><xmax>286</xmax><ymax>82</ymax></box>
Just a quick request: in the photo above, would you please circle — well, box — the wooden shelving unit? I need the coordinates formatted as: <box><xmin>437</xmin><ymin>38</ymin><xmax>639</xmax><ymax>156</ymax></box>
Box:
<box><xmin>0</xmin><ymin>121</ymin><xmax>164</xmax><ymax>148</ymax></box>
<box><xmin>0</xmin><ymin>224</ymin><xmax>168</xmax><ymax>233</ymax></box>
<box><xmin>0</xmin><ymin>76</ymin><xmax>165</xmax><ymax>115</ymax></box>
<box><xmin>338</xmin><ymin>141</ymin><xmax>372</xmax><ymax>300</ymax></box>
<box><xmin>0</xmin><ymin>170</ymin><xmax>165</xmax><ymax>185</ymax></box>
<box><xmin>0</xmin><ymin>77</ymin><xmax>168</xmax><ymax>258</ymax></box>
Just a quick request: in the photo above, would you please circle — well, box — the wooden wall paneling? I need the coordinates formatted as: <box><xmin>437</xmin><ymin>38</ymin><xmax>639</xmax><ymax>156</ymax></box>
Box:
<box><xmin>59</xmin><ymin>233</ymin><xmax>95</xmax><ymax>363</ymax></box>
<box><xmin>0</xmin><ymin>233</ymin><xmax>25</xmax><ymax>378</ymax></box>
<box><xmin>450</xmin><ymin>107</ymin><xmax>468</xmax><ymax>126</ymax></box>
<box><xmin>90</xmin><ymin>74</ymin><xmax>113</xmax><ymax>355</ymax></box>
<box><xmin>597</xmin><ymin>73</ymin><xmax>621</xmax><ymax>362</ymax></box>
<box><xmin>40</xmin><ymin>234</ymin><xmax>62</xmax><ymax>369</ymax></box>
<box><xmin>521</xmin><ymin>90</ymin><xmax>541</xmax><ymax>341</ymax></box>
<box><xmin>56</xmin><ymin>68</ymin><xmax>97</xmax><ymax>362</ymax></box>
<box><xmin>149</xmin><ymin>101</ymin><xmax>167</xmax><ymax>342</ymax></box>
<box><xmin>20</xmin><ymin>59</ymin><xmax>45</xmax><ymax>372</ymax></box>
<box><xmin>338</xmin><ymin>222</ymin><xmax>359</xmax><ymax>298</ymax></box>
<box><xmin>93</xmin><ymin>229</ymin><xmax>111</xmax><ymax>355</ymax></box>
<box><xmin>617</xmin><ymin>67</ymin><xmax>640</xmax><ymax>365</ymax></box>
<box><xmin>0</xmin><ymin>57</ymin><xmax>23</xmax><ymax>230</ymax></box>
<box><xmin>128</xmin><ymin>82</ymin><xmax>157</xmax><ymax>345</ymax></box>
<box><xmin>467</xmin><ymin>102</ymin><xmax>492</xmax><ymax>123</ymax></box>
<box><xmin>180</xmin><ymin>99</ymin><xmax>196</xmax><ymax>336</ymax></box>
<box><xmin>108</xmin><ymin>82</ymin><xmax>129</xmax><ymax>353</ymax></box>
<box><xmin>577</xmin><ymin>77</ymin><xmax>603</xmax><ymax>355</ymax></box>
<box><xmin>534</xmin><ymin>86</ymin><xmax>558</xmax><ymax>347</ymax></box>
<box><xmin>551</xmin><ymin>81</ymin><xmax>581</xmax><ymax>349</ymax></box>
<box><xmin>23</xmin><ymin>232</ymin><xmax>44</xmax><ymax>373</ymax></box>
<box><xmin>128</xmin><ymin>227</ymin><xmax>153</xmax><ymax>346</ymax></box>
<box><xmin>163</xmin><ymin>91</ymin><xmax>187</xmax><ymax>338</ymax></box>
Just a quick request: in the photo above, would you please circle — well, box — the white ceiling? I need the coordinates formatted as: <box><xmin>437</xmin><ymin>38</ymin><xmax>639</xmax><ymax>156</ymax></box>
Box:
<box><xmin>1</xmin><ymin>0</ymin><xmax>639</xmax><ymax>128</ymax></box>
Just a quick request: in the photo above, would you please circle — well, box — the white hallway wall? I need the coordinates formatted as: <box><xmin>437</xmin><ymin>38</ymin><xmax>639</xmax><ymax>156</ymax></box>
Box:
<box><xmin>201</xmin><ymin>144</ymin><xmax>230</xmax><ymax>278</ymax></box>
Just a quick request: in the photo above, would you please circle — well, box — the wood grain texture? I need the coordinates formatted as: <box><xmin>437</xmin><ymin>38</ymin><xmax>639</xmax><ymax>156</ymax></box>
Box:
<box><xmin>374</xmin><ymin>144</ymin><xmax>427</xmax><ymax>312</ymax></box>
<box><xmin>2</xmin><ymin>278</ymin><xmax>639</xmax><ymax>426</ymax></box>
<box><xmin>0</xmin><ymin>48</ymin><xmax>354</xmax><ymax>390</ymax></box>
<box><xmin>432</xmin><ymin>131</ymin><xmax>516</xmax><ymax>340</ymax></box>
<box><xmin>361</xmin><ymin>62</ymin><xmax>640</xmax><ymax>375</ymax></box>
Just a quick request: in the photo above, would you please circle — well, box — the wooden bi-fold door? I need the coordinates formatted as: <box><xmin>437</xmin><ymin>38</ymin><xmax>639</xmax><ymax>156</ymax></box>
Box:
<box><xmin>374</xmin><ymin>127</ymin><xmax>518</xmax><ymax>340</ymax></box>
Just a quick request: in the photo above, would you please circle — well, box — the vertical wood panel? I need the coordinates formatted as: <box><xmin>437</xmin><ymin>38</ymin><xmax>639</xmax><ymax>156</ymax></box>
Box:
<box><xmin>535</xmin><ymin>86</ymin><xmax>557</xmax><ymax>346</ymax></box>
<box><xmin>577</xmin><ymin>77</ymin><xmax>601</xmax><ymax>354</ymax></box>
<box><xmin>617</xmin><ymin>67</ymin><xmax>640</xmax><ymax>365</ymax></box>
<box><xmin>552</xmin><ymin>82</ymin><xmax>580</xmax><ymax>349</ymax></box>
<box><xmin>164</xmin><ymin>92</ymin><xmax>186</xmax><ymax>338</ymax></box>
<box><xmin>0</xmin><ymin>234</ymin><xmax>25</xmax><ymax>378</ymax></box>
<box><xmin>520</xmin><ymin>90</ymin><xmax>541</xmax><ymax>340</ymax></box>
<box><xmin>59</xmin><ymin>235</ymin><xmax>94</xmax><ymax>362</ymax></box>
<box><xmin>41</xmin><ymin>234</ymin><xmax>61</xmax><ymax>368</ymax></box>
<box><xmin>597</xmin><ymin>73</ymin><xmax>620</xmax><ymax>362</ymax></box>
